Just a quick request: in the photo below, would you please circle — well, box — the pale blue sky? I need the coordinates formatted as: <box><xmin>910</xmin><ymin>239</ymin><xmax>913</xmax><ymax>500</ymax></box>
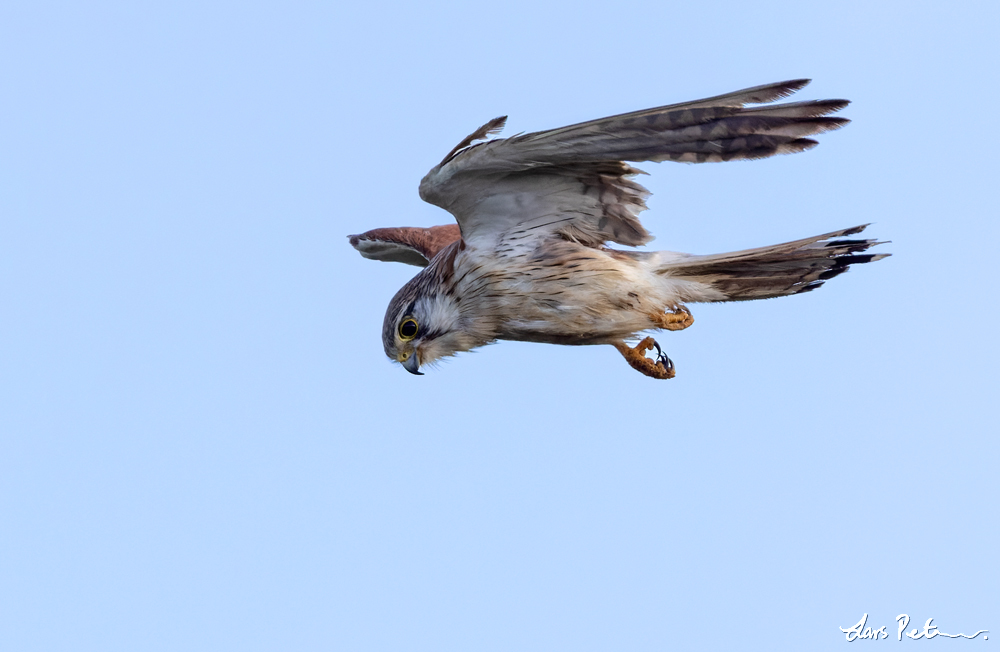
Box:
<box><xmin>1</xmin><ymin>1</ymin><xmax>997</xmax><ymax>650</ymax></box>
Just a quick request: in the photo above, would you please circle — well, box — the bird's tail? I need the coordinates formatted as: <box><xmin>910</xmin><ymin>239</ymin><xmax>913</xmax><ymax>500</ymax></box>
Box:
<box><xmin>656</xmin><ymin>224</ymin><xmax>889</xmax><ymax>302</ymax></box>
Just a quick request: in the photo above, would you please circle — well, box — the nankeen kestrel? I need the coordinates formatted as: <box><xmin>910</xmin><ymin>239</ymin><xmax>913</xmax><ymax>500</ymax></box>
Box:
<box><xmin>348</xmin><ymin>80</ymin><xmax>888</xmax><ymax>379</ymax></box>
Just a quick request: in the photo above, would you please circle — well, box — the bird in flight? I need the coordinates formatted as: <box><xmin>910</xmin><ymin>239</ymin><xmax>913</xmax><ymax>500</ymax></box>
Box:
<box><xmin>349</xmin><ymin>79</ymin><xmax>888</xmax><ymax>379</ymax></box>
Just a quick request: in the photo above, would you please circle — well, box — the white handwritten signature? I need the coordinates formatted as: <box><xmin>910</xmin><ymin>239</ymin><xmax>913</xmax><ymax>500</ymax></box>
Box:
<box><xmin>840</xmin><ymin>614</ymin><xmax>988</xmax><ymax>641</ymax></box>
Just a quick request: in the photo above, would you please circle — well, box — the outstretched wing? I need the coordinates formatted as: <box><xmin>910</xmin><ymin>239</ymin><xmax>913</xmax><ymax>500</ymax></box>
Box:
<box><xmin>348</xmin><ymin>224</ymin><xmax>461</xmax><ymax>267</ymax></box>
<box><xmin>419</xmin><ymin>79</ymin><xmax>849</xmax><ymax>249</ymax></box>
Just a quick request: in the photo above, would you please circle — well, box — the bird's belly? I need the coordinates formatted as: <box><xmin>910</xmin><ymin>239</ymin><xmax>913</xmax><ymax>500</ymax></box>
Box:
<box><xmin>455</xmin><ymin>240</ymin><xmax>680</xmax><ymax>345</ymax></box>
<box><xmin>490</xmin><ymin>272</ymin><xmax>661</xmax><ymax>345</ymax></box>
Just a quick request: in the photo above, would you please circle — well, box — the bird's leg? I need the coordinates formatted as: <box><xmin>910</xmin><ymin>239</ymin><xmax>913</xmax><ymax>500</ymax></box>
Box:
<box><xmin>650</xmin><ymin>304</ymin><xmax>694</xmax><ymax>331</ymax></box>
<box><xmin>612</xmin><ymin>337</ymin><xmax>675</xmax><ymax>380</ymax></box>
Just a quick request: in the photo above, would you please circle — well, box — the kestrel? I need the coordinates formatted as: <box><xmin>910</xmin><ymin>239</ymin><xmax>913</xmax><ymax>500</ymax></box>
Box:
<box><xmin>349</xmin><ymin>79</ymin><xmax>888</xmax><ymax>379</ymax></box>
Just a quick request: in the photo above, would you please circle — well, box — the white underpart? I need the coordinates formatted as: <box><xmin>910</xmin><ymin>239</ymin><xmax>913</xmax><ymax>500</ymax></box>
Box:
<box><xmin>447</xmin><ymin>240</ymin><xmax>725</xmax><ymax>345</ymax></box>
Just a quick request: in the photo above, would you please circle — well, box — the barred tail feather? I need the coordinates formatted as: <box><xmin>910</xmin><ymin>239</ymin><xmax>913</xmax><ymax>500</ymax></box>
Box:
<box><xmin>659</xmin><ymin>225</ymin><xmax>890</xmax><ymax>302</ymax></box>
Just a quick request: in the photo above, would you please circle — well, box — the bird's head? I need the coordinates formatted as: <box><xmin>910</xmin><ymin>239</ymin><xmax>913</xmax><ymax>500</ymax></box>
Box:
<box><xmin>382</xmin><ymin>274</ymin><xmax>473</xmax><ymax>375</ymax></box>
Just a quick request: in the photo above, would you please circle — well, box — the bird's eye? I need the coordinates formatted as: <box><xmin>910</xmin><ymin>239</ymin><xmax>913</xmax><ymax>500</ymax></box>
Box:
<box><xmin>398</xmin><ymin>317</ymin><xmax>418</xmax><ymax>340</ymax></box>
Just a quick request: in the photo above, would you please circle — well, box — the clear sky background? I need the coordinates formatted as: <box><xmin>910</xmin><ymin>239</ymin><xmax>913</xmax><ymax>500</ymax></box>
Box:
<box><xmin>1</xmin><ymin>1</ymin><xmax>997</xmax><ymax>650</ymax></box>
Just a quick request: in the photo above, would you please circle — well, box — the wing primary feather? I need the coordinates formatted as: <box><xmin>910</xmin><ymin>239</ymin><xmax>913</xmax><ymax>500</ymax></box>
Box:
<box><xmin>439</xmin><ymin>116</ymin><xmax>508</xmax><ymax>165</ymax></box>
<box><xmin>677</xmin><ymin>78</ymin><xmax>811</xmax><ymax>108</ymax></box>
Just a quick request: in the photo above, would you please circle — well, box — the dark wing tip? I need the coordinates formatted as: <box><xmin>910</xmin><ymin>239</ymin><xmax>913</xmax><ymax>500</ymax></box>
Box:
<box><xmin>782</xmin><ymin>78</ymin><xmax>812</xmax><ymax>92</ymax></box>
<box><xmin>819</xmin><ymin>116</ymin><xmax>851</xmax><ymax>131</ymax></box>
<box><xmin>485</xmin><ymin>116</ymin><xmax>508</xmax><ymax>136</ymax></box>
<box><xmin>756</xmin><ymin>78</ymin><xmax>811</xmax><ymax>103</ymax></box>
<box><xmin>789</xmin><ymin>138</ymin><xmax>819</xmax><ymax>152</ymax></box>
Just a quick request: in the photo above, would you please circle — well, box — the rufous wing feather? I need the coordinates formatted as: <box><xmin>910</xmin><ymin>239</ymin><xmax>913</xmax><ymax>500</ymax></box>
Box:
<box><xmin>349</xmin><ymin>224</ymin><xmax>462</xmax><ymax>267</ymax></box>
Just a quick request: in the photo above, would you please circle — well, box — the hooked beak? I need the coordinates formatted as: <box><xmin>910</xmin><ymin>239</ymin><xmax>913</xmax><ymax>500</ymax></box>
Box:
<box><xmin>400</xmin><ymin>352</ymin><xmax>423</xmax><ymax>376</ymax></box>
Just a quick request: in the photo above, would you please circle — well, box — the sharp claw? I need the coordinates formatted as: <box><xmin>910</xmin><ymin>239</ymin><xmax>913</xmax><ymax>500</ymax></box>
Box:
<box><xmin>648</xmin><ymin>339</ymin><xmax>672</xmax><ymax>369</ymax></box>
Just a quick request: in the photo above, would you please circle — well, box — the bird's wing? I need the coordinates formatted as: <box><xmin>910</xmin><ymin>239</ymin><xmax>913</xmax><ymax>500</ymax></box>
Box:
<box><xmin>418</xmin><ymin>79</ymin><xmax>849</xmax><ymax>248</ymax></box>
<box><xmin>348</xmin><ymin>225</ymin><xmax>461</xmax><ymax>267</ymax></box>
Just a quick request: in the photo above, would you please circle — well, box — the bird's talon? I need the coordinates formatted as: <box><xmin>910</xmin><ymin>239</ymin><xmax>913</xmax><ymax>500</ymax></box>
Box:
<box><xmin>651</xmin><ymin>304</ymin><xmax>695</xmax><ymax>331</ymax></box>
<box><xmin>612</xmin><ymin>337</ymin><xmax>676</xmax><ymax>380</ymax></box>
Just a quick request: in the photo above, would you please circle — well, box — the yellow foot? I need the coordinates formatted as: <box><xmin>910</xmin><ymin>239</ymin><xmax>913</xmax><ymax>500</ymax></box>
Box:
<box><xmin>650</xmin><ymin>304</ymin><xmax>694</xmax><ymax>331</ymax></box>
<box><xmin>612</xmin><ymin>337</ymin><xmax>676</xmax><ymax>380</ymax></box>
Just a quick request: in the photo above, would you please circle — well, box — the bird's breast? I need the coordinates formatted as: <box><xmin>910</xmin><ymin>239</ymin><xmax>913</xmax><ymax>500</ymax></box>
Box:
<box><xmin>451</xmin><ymin>240</ymin><xmax>660</xmax><ymax>345</ymax></box>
